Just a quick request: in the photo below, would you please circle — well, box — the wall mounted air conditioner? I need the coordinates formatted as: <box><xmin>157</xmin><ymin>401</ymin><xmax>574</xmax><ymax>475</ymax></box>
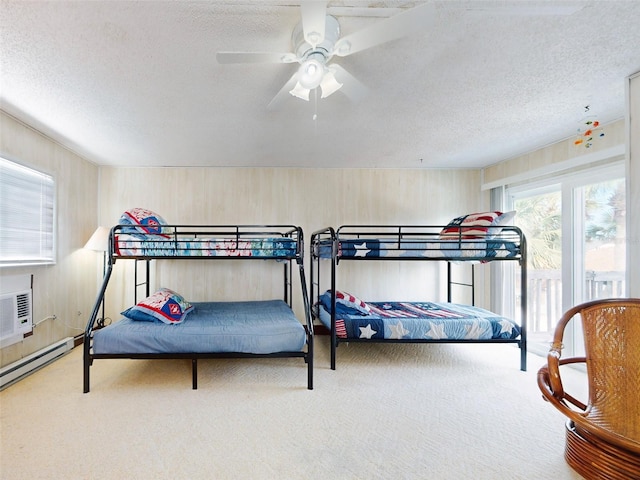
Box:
<box><xmin>0</xmin><ymin>289</ymin><xmax>33</xmax><ymax>348</ymax></box>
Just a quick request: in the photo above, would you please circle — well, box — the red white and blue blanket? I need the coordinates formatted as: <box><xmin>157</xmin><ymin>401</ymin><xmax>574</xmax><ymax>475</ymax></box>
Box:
<box><xmin>318</xmin><ymin>300</ymin><xmax>521</xmax><ymax>340</ymax></box>
<box><xmin>115</xmin><ymin>234</ymin><xmax>298</xmax><ymax>258</ymax></box>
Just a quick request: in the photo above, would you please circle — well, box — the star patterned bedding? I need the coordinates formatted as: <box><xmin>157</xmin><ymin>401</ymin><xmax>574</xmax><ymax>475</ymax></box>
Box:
<box><xmin>317</xmin><ymin>237</ymin><xmax>520</xmax><ymax>260</ymax></box>
<box><xmin>313</xmin><ymin>213</ymin><xmax>522</xmax><ymax>261</ymax></box>
<box><xmin>317</xmin><ymin>300</ymin><xmax>521</xmax><ymax>341</ymax></box>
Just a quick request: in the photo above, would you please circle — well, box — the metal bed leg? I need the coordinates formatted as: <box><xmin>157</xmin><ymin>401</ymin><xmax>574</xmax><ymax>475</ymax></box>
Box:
<box><xmin>331</xmin><ymin>339</ymin><xmax>336</xmax><ymax>370</ymax></box>
<box><xmin>83</xmin><ymin>342</ymin><xmax>91</xmax><ymax>393</ymax></box>
<box><xmin>83</xmin><ymin>360</ymin><xmax>90</xmax><ymax>393</ymax></box>
<box><xmin>192</xmin><ymin>359</ymin><xmax>198</xmax><ymax>389</ymax></box>
<box><xmin>520</xmin><ymin>343</ymin><xmax>527</xmax><ymax>371</ymax></box>
<box><xmin>307</xmin><ymin>339</ymin><xmax>314</xmax><ymax>390</ymax></box>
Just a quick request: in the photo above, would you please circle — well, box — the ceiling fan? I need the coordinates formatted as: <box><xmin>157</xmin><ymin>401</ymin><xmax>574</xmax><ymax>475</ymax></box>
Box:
<box><xmin>215</xmin><ymin>1</ymin><xmax>438</xmax><ymax>108</ymax></box>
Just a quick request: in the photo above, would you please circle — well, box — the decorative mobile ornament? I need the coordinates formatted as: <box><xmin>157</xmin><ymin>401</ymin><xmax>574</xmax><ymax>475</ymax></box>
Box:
<box><xmin>574</xmin><ymin>105</ymin><xmax>605</xmax><ymax>148</ymax></box>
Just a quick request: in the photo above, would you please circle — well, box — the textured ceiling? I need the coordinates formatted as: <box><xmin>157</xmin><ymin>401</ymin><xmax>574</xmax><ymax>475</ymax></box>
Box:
<box><xmin>1</xmin><ymin>1</ymin><xmax>639</xmax><ymax>169</ymax></box>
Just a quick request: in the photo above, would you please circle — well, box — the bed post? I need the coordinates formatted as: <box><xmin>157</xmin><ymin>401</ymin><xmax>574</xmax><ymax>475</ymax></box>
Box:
<box><xmin>330</xmin><ymin>230</ymin><xmax>338</xmax><ymax>371</ymax></box>
<box><xmin>447</xmin><ymin>262</ymin><xmax>452</xmax><ymax>302</ymax></box>
<box><xmin>519</xmin><ymin>230</ymin><xmax>528</xmax><ymax>371</ymax></box>
<box><xmin>296</xmin><ymin>228</ymin><xmax>314</xmax><ymax>390</ymax></box>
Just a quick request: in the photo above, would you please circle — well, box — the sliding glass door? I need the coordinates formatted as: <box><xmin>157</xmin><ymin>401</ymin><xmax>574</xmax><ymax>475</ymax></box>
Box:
<box><xmin>506</xmin><ymin>164</ymin><xmax>626</xmax><ymax>356</ymax></box>
<box><xmin>510</xmin><ymin>186</ymin><xmax>562</xmax><ymax>353</ymax></box>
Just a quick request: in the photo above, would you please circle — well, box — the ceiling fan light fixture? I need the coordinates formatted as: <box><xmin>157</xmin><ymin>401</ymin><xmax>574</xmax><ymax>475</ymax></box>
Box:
<box><xmin>297</xmin><ymin>57</ymin><xmax>325</xmax><ymax>90</ymax></box>
<box><xmin>289</xmin><ymin>81</ymin><xmax>310</xmax><ymax>101</ymax></box>
<box><xmin>320</xmin><ymin>70</ymin><xmax>343</xmax><ymax>98</ymax></box>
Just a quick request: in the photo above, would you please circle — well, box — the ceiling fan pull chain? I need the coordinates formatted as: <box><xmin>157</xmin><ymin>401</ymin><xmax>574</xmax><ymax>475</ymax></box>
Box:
<box><xmin>313</xmin><ymin>88</ymin><xmax>319</xmax><ymax>132</ymax></box>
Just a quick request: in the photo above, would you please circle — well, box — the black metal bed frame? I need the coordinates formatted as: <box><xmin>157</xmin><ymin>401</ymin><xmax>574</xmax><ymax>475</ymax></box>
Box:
<box><xmin>83</xmin><ymin>224</ymin><xmax>314</xmax><ymax>392</ymax></box>
<box><xmin>309</xmin><ymin>224</ymin><xmax>527</xmax><ymax>371</ymax></box>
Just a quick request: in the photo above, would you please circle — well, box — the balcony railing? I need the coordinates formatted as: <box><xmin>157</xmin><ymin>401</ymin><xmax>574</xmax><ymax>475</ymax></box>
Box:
<box><xmin>524</xmin><ymin>269</ymin><xmax>625</xmax><ymax>334</ymax></box>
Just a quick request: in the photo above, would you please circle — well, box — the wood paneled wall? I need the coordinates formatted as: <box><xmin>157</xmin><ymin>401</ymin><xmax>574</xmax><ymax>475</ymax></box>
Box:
<box><xmin>0</xmin><ymin>111</ymin><xmax>99</xmax><ymax>366</ymax></box>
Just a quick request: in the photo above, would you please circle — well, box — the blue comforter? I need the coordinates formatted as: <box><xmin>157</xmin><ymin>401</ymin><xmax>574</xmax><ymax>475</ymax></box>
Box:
<box><xmin>93</xmin><ymin>300</ymin><xmax>307</xmax><ymax>355</ymax></box>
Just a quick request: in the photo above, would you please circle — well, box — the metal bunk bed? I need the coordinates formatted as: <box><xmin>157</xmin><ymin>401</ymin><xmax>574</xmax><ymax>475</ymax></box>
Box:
<box><xmin>84</xmin><ymin>224</ymin><xmax>313</xmax><ymax>392</ymax></box>
<box><xmin>310</xmin><ymin>224</ymin><xmax>527</xmax><ymax>371</ymax></box>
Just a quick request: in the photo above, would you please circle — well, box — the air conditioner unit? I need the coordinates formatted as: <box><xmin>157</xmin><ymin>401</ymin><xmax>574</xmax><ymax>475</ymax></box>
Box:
<box><xmin>0</xmin><ymin>289</ymin><xmax>33</xmax><ymax>347</ymax></box>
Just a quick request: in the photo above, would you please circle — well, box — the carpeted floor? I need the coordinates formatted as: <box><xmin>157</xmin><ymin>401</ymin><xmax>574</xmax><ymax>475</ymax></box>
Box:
<box><xmin>0</xmin><ymin>339</ymin><xmax>586</xmax><ymax>479</ymax></box>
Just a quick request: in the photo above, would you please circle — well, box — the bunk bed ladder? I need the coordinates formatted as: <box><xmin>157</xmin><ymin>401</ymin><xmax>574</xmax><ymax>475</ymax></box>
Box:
<box><xmin>447</xmin><ymin>262</ymin><xmax>475</xmax><ymax>305</ymax></box>
<box><xmin>134</xmin><ymin>258</ymin><xmax>151</xmax><ymax>304</ymax></box>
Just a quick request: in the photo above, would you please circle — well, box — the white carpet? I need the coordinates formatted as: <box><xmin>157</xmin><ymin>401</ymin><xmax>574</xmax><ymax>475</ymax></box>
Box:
<box><xmin>0</xmin><ymin>339</ymin><xmax>585</xmax><ymax>480</ymax></box>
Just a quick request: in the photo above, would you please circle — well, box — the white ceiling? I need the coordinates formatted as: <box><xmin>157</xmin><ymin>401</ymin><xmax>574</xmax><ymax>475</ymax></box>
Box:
<box><xmin>1</xmin><ymin>1</ymin><xmax>639</xmax><ymax>169</ymax></box>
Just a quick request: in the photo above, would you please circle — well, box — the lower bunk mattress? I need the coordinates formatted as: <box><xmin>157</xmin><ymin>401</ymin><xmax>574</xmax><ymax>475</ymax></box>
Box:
<box><xmin>93</xmin><ymin>299</ymin><xmax>307</xmax><ymax>355</ymax></box>
<box><xmin>318</xmin><ymin>301</ymin><xmax>521</xmax><ymax>341</ymax></box>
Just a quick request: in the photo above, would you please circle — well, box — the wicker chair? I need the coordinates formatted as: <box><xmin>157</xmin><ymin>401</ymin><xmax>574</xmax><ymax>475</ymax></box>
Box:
<box><xmin>537</xmin><ymin>298</ymin><xmax>640</xmax><ymax>480</ymax></box>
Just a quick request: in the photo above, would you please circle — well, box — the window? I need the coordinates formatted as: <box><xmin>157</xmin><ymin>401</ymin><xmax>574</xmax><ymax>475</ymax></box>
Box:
<box><xmin>0</xmin><ymin>158</ymin><xmax>55</xmax><ymax>267</ymax></box>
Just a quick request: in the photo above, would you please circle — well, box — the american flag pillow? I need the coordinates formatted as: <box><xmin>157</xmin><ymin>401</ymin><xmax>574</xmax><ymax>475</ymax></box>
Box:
<box><xmin>320</xmin><ymin>290</ymin><xmax>371</xmax><ymax>316</ymax></box>
<box><xmin>439</xmin><ymin>211</ymin><xmax>504</xmax><ymax>239</ymax></box>
<box><xmin>335</xmin><ymin>290</ymin><xmax>371</xmax><ymax>315</ymax></box>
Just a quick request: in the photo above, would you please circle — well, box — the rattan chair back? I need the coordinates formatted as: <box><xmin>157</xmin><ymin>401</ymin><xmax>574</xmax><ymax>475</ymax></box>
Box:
<box><xmin>537</xmin><ymin>298</ymin><xmax>640</xmax><ymax>479</ymax></box>
<box><xmin>579</xmin><ymin>300</ymin><xmax>640</xmax><ymax>444</ymax></box>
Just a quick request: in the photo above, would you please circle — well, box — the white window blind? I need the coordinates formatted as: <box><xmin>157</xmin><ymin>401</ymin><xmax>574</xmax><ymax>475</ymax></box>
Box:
<box><xmin>0</xmin><ymin>158</ymin><xmax>55</xmax><ymax>267</ymax></box>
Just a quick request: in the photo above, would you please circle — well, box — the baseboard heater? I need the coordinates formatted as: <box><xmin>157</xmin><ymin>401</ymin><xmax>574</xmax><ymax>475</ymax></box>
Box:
<box><xmin>0</xmin><ymin>337</ymin><xmax>74</xmax><ymax>390</ymax></box>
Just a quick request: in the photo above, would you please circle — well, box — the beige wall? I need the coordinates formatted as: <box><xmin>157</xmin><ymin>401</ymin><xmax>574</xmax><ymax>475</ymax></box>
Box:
<box><xmin>98</xmin><ymin>167</ymin><xmax>483</xmax><ymax>320</ymax></box>
<box><xmin>0</xmin><ymin>111</ymin><xmax>99</xmax><ymax>366</ymax></box>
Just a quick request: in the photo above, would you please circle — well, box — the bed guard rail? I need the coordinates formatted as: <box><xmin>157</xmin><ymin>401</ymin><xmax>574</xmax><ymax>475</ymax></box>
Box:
<box><xmin>311</xmin><ymin>224</ymin><xmax>525</xmax><ymax>263</ymax></box>
<box><xmin>107</xmin><ymin>224</ymin><xmax>304</xmax><ymax>263</ymax></box>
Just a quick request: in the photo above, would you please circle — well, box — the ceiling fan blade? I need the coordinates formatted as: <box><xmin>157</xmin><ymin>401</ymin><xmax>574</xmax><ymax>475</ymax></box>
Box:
<box><xmin>267</xmin><ymin>72</ymin><xmax>300</xmax><ymax>110</ymax></box>
<box><xmin>330</xmin><ymin>64</ymin><xmax>368</xmax><ymax>103</ymax></box>
<box><xmin>216</xmin><ymin>52</ymin><xmax>297</xmax><ymax>64</ymax></box>
<box><xmin>301</xmin><ymin>1</ymin><xmax>328</xmax><ymax>47</ymax></box>
<box><xmin>334</xmin><ymin>3</ymin><xmax>436</xmax><ymax>57</ymax></box>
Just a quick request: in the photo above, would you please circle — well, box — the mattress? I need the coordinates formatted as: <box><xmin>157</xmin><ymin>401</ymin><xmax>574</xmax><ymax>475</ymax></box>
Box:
<box><xmin>115</xmin><ymin>234</ymin><xmax>299</xmax><ymax>258</ymax></box>
<box><xmin>316</xmin><ymin>238</ymin><xmax>520</xmax><ymax>260</ymax></box>
<box><xmin>318</xmin><ymin>301</ymin><xmax>521</xmax><ymax>340</ymax></box>
<box><xmin>93</xmin><ymin>300</ymin><xmax>307</xmax><ymax>355</ymax></box>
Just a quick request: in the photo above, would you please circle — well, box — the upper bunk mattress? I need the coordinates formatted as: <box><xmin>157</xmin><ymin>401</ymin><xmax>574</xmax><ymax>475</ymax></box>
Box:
<box><xmin>318</xmin><ymin>301</ymin><xmax>521</xmax><ymax>341</ymax></box>
<box><xmin>115</xmin><ymin>234</ymin><xmax>298</xmax><ymax>258</ymax></box>
<box><xmin>316</xmin><ymin>238</ymin><xmax>519</xmax><ymax>260</ymax></box>
<box><xmin>93</xmin><ymin>300</ymin><xmax>306</xmax><ymax>355</ymax></box>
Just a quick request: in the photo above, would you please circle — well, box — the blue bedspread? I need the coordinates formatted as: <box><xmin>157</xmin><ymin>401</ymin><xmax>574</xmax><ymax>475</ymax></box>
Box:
<box><xmin>316</xmin><ymin>238</ymin><xmax>519</xmax><ymax>260</ymax></box>
<box><xmin>93</xmin><ymin>300</ymin><xmax>307</xmax><ymax>355</ymax></box>
<box><xmin>318</xmin><ymin>301</ymin><xmax>521</xmax><ymax>340</ymax></box>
